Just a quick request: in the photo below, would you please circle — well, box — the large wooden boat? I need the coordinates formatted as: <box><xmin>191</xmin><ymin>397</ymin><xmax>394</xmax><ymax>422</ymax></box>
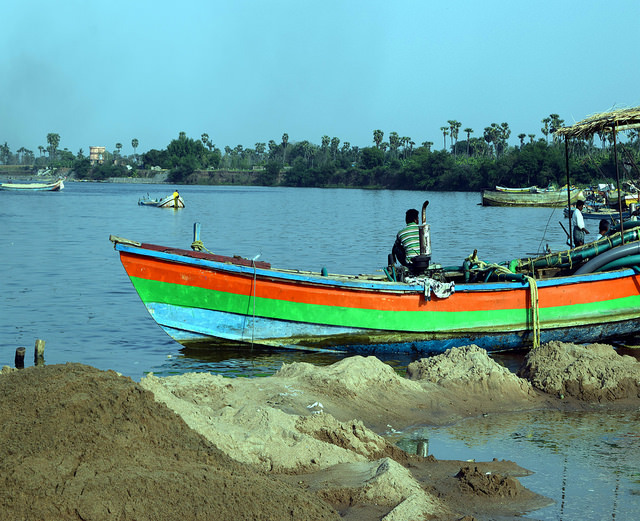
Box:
<box><xmin>110</xmin><ymin>217</ymin><xmax>640</xmax><ymax>354</ymax></box>
<box><xmin>482</xmin><ymin>186</ymin><xmax>584</xmax><ymax>207</ymax></box>
<box><xmin>0</xmin><ymin>178</ymin><xmax>64</xmax><ymax>191</ymax></box>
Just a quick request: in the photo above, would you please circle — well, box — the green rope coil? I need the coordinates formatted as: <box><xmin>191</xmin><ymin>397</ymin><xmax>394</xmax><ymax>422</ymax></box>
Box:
<box><xmin>191</xmin><ymin>240</ymin><xmax>213</xmax><ymax>254</ymax></box>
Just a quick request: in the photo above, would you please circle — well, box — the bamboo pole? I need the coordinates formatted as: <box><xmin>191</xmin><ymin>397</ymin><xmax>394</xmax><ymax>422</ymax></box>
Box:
<box><xmin>612</xmin><ymin>127</ymin><xmax>625</xmax><ymax>244</ymax></box>
<box><xmin>565</xmin><ymin>136</ymin><xmax>573</xmax><ymax>248</ymax></box>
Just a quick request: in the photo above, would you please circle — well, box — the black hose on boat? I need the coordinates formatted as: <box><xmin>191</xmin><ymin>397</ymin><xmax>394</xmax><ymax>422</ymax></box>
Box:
<box><xmin>574</xmin><ymin>241</ymin><xmax>640</xmax><ymax>274</ymax></box>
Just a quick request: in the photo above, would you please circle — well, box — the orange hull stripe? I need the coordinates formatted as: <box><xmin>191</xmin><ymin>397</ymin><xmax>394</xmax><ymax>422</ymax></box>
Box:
<box><xmin>121</xmin><ymin>253</ymin><xmax>637</xmax><ymax>312</ymax></box>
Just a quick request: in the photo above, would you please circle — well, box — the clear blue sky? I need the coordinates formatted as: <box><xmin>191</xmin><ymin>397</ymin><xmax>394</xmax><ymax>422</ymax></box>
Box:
<box><xmin>2</xmin><ymin>0</ymin><xmax>639</xmax><ymax>156</ymax></box>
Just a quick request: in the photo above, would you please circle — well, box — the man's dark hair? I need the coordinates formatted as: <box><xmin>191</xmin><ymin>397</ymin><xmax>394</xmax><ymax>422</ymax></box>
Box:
<box><xmin>599</xmin><ymin>219</ymin><xmax>610</xmax><ymax>233</ymax></box>
<box><xmin>405</xmin><ymin>209</ymin><xmax>419</xmax><ymax>224</ymax></box>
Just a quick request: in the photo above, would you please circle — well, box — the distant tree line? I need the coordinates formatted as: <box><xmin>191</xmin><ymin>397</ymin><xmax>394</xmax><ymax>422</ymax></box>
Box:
<box><xmin>2</xmin><ymin>115</ymin><xmax>639</xmax><ymax>190</ymax></box>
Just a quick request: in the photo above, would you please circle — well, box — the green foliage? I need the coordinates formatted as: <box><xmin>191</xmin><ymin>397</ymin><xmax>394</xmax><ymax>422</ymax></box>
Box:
<box><xmin>257</xmin><ymin>160</ymin><xmax>280</xmax><ymax>186</ymax></box>
<box><xmin>4</xmin><ymin>127</ymin><xmax>640</xmax><ymax>192</ymax></box>
<box><xmin>360</xmin><ymin>147</ymin><xmax>384</xmax><ymax>169</ymax></box>
<box><xmin>71</xmin><ymin>158</ymin><xmax>92</xmax><ymax>179</ymax></box>
<box><xmin>87</xmin><ymin>163</ymin><xmax>128</xmax><ymax>181</ymax></box>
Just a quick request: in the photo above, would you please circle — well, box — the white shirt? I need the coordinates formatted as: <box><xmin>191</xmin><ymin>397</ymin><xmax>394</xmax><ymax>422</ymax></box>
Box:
<box><xmin>571</xmin><ymin>208</ymin><xmax>585</xmax><ymax>230</ymax></box>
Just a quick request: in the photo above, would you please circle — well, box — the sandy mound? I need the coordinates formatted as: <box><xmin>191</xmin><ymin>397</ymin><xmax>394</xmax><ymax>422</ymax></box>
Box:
<box><xmin>0</xmin><ymin>363</ymin><xmax>338</xmax><ymax>521</ymax></box>
<box><xmin>140</xmin><ymin>353</ymin><xmax>549</xmax><ymax>520</ymax></box>
<box><xmin>518</xmin><ymin>341</ymin><xmax>640</xmax><ymax>401</ymax></box>
<box><xmin>455</xmin><ymin>466</ymin><xmax>527</xmax><ymax>497</ymax></box>
<box><xmin>8</xmin><ymin>342</ymin><xmax>628</xmax><ymax>521</ymax></box>
<box><xmin>140</xmin><ymin>369</ymin><xmax>407</xmax><ymax>473</ymax></box>
<box><xmin>406</xmin><ymin>345</ymin><xmax>536</xmax><ymax>399</ymax></box>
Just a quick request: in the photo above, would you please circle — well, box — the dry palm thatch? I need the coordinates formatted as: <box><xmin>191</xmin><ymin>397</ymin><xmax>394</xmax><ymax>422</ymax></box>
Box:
<box><xmin>554</xmin><ymin>106</ymin><xmax>640</xmax><ymax>139</ymax></box>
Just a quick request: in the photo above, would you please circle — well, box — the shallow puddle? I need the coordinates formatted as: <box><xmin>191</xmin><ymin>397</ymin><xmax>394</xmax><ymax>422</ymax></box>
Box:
<box><xmin>392</xmin><ymin>409</ymin><xmax>640</xmax><ymax>520</ymax></box>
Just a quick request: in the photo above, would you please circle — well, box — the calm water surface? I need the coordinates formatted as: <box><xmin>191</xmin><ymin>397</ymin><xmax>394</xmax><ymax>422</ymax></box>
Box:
<box><xmin>2</xmin><ymin>182</ymin><xmax>639</xmax><ymax>519</ymax></box>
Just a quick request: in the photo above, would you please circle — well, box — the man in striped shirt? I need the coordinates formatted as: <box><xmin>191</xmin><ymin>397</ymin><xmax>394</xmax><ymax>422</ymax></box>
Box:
<box><xmin>392</xmin><ymin>208</ymin><xmax>421</xmax><ymax>266</ymax></box>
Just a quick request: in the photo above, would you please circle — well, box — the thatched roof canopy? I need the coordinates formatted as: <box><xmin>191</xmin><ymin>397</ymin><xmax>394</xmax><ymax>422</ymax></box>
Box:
<box><xmin>554</xmin><ymin>106</ymin><xmax>640</xmax><ymax>139</ymax></box>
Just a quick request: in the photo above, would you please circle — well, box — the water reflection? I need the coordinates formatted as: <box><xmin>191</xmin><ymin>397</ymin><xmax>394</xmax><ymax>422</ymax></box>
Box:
<box><xmin>149</xmin><ymin>343</ymin><xmax>423</xmax><ymax>378</ymax></box>
<box><xmin>393</xmin><ymin>409</ymin><xmax>640</xmax><ymax>520</ymax></box>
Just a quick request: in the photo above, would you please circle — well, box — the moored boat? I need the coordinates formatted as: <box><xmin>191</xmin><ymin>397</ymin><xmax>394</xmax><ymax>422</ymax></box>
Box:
<box><xmin>110</xmin><ymin>216</ymin><xmax>640</xmax><ymax>355</ymax></box>
<box><xmin>482</xmin><ymin>186</ymin><xmax>584</xmax><ymax>207</ymax></box>
<box><xmin>0</xmin><ymin>177</ymin><xmax>65</xmax><ymax>191</ymax></box>
<box><xmin>138</xmin><ymin>192</ymin><xmax>185</xmax><ymax>208</ymax></box>
<box><xmin>563</xmin><ymin>205</ymin><xmax>630</xmax><ymax>221</ymax></box>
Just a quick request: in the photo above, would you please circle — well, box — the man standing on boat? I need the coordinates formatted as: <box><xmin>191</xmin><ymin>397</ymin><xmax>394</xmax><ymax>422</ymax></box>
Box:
<box><xmin>392</xmin><ymin>209</ymin><xmax>421</xmax><ymax>266</ymax></box>
<box><xmin>572</xmin><ymin>200</ymin><xmax>589</xmax><ymax>246</ymax></box>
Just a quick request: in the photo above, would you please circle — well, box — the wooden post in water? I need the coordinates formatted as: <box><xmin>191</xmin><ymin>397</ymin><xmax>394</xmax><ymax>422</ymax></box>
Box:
<box><xmin>15</xmin><ymin>347</ymin><xmax>26</xmax><ymax>369</ymax></box>
<box><xmin>416</xmin><ymin>439</ymin><xmax>429</xmax><ymax>457</ymax></box>
<box><xmin>34</xmin><ymin>339</ymin><xmax>45</xmax><ymax>366</ymax></box>
<box><xmin>193</xmin><ymin>222</ymin><xmax>201</xmax><ymax>243</ymax></box>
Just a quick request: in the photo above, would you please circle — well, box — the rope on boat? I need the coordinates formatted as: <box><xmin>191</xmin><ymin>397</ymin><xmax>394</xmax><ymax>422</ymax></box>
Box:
<box><xmin>191</xmin><ymin>239</ymin><xmax>213</xmax><ymax>254</ymax></box>
<box><xmin>467</xmin><ymin>254</ymin><xmax>541</xmax><ymax>349</ymax></box>
<box><xmin>524</xmin><ymin>275</ymin><xmax>540</xmax><ymax>349</ymax></box>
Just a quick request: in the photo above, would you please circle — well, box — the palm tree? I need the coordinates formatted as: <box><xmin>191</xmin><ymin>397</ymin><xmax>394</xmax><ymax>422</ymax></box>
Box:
<box><xmin>463</xmin><ymin>128</ymin><xmax>473</xmax><ymax>156</ymax></box>
<box><xmin>330</xmin><ymin>137</ymin><xmax>340</xmax><ymax>161</ymax></box>
<box><xmin>440</xmin><ymin>127</ymin><xmax>449</xmax><ymax>151</ymax></box>
<box><xmin>224</xmin><ymin>146</ymin><xmax>232</xmax><ymax>168</ymax></box>
<box><xmin>518</xmin><ymin>133</ymin><xmax>526</xmax><ymax>148</ymax></box>
<box><xmin>320</xmin><ymin>135</ymin><xmax>330</xmax><ymax>164</ymax></box>
<box><xmin>528</xmin><ymin>134</ymin><xmax>535</xmax><ymax>144</ymax></box>
<box><xmin>541</xmin><ymin>117</ymin><xmax>551</xmax><ymax>144</ymax></box>
<box><xmin>281</xmin><ymin>133</ymin><xmax>289</xmax><ymax>165</ymax></box>
<box><xmin>46</xmin><ymin>133</ymin><xmax>60</xmax><ymax>161</ymax></box>
<box><xmin>549</xmin><ymin>114</ymin><xmax>564</xmax><ymax>143</ymax></box>
<box><xmin>17</xmin><ymin>146</ymin><xmax>26</xmax><ymax>165</ymax></box>
<box><xmin>483</xmin><ymin>126</ymin><xmax>497</xmax><ymax>157</ymax></box>
<box><xmin>389</xmin><ymin>132</ymin><xmax>400</xmax><ymax>159</ymax></box>
<box><xmin>421</xmin><ymin>141</ymin><xmax>433</xmax><ymax>152</ymax></box>
<box><xmin>400</xmin><ymin>136</ymin><xmax>410</xmax><ymax>159</ymax></box>
<box><xmin>131</xmin><ymin>138</ymin><xmax>139</xmax><ymax>159</ymax></box>
<box><xmin>448</xmin><ymin>120</ymin><xmax>461</xmax><ymax>156</ymax></box>
<box><xmin>373</xmin><ymin>129</ymin><xmax>384</xmax><ymax>149</ymax></box>
<box><xmin>115</xmin><ymin>143</ymin><xmax>122</xmax><ymax>158</ymax></box>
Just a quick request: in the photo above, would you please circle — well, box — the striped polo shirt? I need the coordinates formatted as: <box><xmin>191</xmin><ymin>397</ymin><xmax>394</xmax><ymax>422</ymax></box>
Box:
<box><xmin>397</xmin><ymin>223</ymin><xmax>421</xmax><ymax>262</ymax></box>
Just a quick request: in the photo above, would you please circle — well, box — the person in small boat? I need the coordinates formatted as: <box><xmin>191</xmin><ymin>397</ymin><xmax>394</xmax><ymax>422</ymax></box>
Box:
<box><xmin>172</xmin><ymin>190</ymin><xmax>180</xmax><ymax>207</ymax></box>
<box><xmin>572</xmin><ymin>200</ymin><xmax>589</xmax><ymax>246</ymax></box>
<box><xmin>392</xmin><ymin>208</ymin><xmax>421</xmax><ymax>266</ymax></box>
<box><xmin>595</xmin><ymin>219</ymin><xmax>610</xmax><ymax>241</ymax></box>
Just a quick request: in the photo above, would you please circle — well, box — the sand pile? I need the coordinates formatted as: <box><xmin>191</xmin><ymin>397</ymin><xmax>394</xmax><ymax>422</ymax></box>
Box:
<box><xmin>519</xmin><ymin>341</ymin><xmax>640</xmax><ymax>401</ymax></box>
<box><xmin>406</xmin><ymin>344</ymin><xmax>535</xmax><ymax>398</ymax></box>
<box><xmin>0</xmin><ymin>364</ymin><xmax>338</xmax><ymax>521</ymax></box>
<box><xmin>3</xmin><ymin>342</ymin><xmax>639</xmax><ymax>520</ymax></box>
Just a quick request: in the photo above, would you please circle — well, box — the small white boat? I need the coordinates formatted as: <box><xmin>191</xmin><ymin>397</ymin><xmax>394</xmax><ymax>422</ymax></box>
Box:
<box><xmin>0</xmin><ymin>178</ymin><xmax>64</xmax><ymax>192</ymax></box>
<box><xmin>138</xmin><ymin>192</ymin><xmax>185</xmax><ymax>208</ymax></box>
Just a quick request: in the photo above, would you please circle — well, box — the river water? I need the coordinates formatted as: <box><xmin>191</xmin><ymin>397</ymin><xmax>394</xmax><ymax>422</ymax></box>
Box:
<box><xmin>2</xmin><ymin>182</ymin><xmax>639</xmax><ymax>519</ymax></box>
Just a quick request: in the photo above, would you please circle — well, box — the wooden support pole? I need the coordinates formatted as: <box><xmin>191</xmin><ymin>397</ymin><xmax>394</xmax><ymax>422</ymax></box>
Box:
<box><xmin>34</xmin><ymin>339</ymin><xmax>45</xmax><ymax>366</ymax></box>
<box><xmin>15</xmin><ymin>347</ymin><xmax>26</xmax><ymax>369</ymax></box>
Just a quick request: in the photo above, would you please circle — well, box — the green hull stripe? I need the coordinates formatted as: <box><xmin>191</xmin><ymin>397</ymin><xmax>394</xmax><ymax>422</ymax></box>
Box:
<box><xmin>130</xmin><ymin>276</ymin><xmax>640</xmax><ymax>332</ymax></box>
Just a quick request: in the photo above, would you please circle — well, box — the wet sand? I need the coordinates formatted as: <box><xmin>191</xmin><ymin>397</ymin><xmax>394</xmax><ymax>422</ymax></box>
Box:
<box><xmin>2</xmin><ymin>341</ymin><xmax>639</xmax><ymax>520</ymax></box>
